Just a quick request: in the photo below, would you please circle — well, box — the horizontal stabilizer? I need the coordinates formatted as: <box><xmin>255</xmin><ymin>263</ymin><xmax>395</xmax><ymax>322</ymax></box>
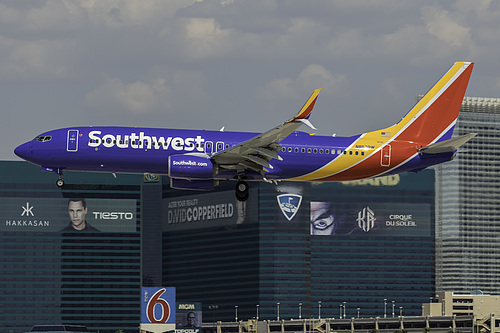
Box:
<box><xmin>419</xmin><ymin>133</ymin><xmax>477</xmax><ymax>154</ymax></box>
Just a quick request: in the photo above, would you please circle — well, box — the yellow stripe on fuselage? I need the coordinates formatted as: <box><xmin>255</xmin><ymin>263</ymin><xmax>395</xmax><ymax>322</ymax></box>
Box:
<box><xmin>288</xmin><ymin>134</ymin><xmax>385</xmax><ymax>181</ymax></box>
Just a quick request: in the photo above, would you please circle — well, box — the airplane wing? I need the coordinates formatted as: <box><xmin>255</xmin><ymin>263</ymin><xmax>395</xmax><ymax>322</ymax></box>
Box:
<box><xmin>418</xmin><ymin>133</ymin><xmax>477</xmax><ymax>154</ymax></box>
<box><xmin>211</xmin><ymin>89</ymin><xmax>322</xmax><ymax>177</ymax></box>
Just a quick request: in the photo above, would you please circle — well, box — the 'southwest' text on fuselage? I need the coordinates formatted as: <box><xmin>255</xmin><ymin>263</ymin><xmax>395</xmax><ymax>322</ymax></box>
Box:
<box><xmin>88</xmin><ymin>130</ymin><xmax>205</xmax><ymax>151</ymax></box>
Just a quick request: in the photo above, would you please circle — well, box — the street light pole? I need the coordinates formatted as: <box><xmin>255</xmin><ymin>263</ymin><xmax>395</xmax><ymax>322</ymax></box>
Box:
<box><xmin>299</xmin><ymin>303</ymin><xmax>302</xmax><ymax>320</ymax></box>
<box><xmin>235</xmin><ymin>305</ymin><xmax>238</xmax><ymax>322</ymax></box>
<box><xmin>277</xmin><ymin>302</ymin><xmax>280</xmax><ymax>321</ymax></box>
<box><xmin>343</xmin><ymin>302</ymin><xmax>346</xmax><ymax>319</ymax></box>
<box><xmin>392</xmin><ymin>301</ymin><xmax>395</xmax><ymax>318</ymax></box>
<box><xmin>384</xmin><ymin>299</ymin><xmax>387</xmax><ymax>318</ymax></box>
<box><xmin>357</xmin><ymin>308</ymin><xmax>360</xmax><ymax>319</ymax></box>
<box><xmin>256</xmin><ymin>304</ymin><xmax>259</xmax><ymax>321</ymax></box>
<box><xmin>318</xmin><ymin>301</ymin><xmax>322</xmax><ymax>319</ymax></box>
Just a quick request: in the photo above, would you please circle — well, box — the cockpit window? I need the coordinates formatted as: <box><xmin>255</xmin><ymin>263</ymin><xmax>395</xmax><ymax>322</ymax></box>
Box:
<box><xmin>32</xmin><ymin>136</ymin><xmax>52</xmax><ymax>142</ymax></box>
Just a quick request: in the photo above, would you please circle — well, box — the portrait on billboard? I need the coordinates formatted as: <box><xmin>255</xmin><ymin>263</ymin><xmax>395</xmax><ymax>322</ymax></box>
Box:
<box><xmin>310</xmin><ymin>201</ymin><xmax>349</xmax><ymax>235</ymax></box>
<box><xmin>176</xmin><ymin>302</ymin><xmax>202</xmax><ymax>330</ymax></box>
<box><xmin>60</xmin><ymin>198</ymin><xmax>100</xmax><ymax>232</ymax></box>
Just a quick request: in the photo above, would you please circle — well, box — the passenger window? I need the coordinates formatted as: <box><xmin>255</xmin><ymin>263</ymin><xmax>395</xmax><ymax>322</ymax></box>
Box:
<box><xmin>355</xmin><ymin>151</ymin><xmax>359</xmax><ymax>155</ymax></box>
<box><xmin>288</xmin><ymin>147</ymin><xmax>292</xmax><ymax>152</ymax></box>
<box><xmin>361</xmin><ymin>151</ymin><xmax>365</xmax><ymax>156</ymax></box>
<box><xmin>319</xmin><ymin>149</ymin><xmax>324</xmax><ymax>154</ymax></box>
<box><xmin>325</xmin><ymin>149</ymin><xmax>329</xmax><ymax>154</ymax></box>
<box><xmin>308</xmin><ymin>148</ymin><xmax>312</xmax><ymax>153</ymax></box>
<box><xmin>349</xmin><ymin>151</ymin><xmax>353</xmax><ymax>155</ymax></box>
<box><xmin>294</xmin><ymin>148</ymin><xmax>299</xmax><ymax>153</ymax></box>
<box><xmin>313</xmin><ymin>148</ymin><xmax>318</xmax><ymax>154</ymax></box>
<box><xmin>301</xmin><ymin>148</ymin><xmax>306</xmax><ymax>153</ymax></box>
<box><xmin>282</xmin><ymin>148</ymin><xmax>286</xmax><ymax>152</ymax></box>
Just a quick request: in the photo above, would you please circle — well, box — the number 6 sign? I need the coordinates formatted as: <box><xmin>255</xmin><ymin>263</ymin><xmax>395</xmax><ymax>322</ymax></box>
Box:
<box><xmin>141</xmin><ymin>287</ymin><xmax>176</xmax><ymax>324</ymax></box>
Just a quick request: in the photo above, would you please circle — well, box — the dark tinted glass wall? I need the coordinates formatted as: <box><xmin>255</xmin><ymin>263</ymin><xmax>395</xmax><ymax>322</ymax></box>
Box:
<box><xmin>161</xmin><ymin>170</ymin><xmax>435</xmax><ymax>321</ymax></box>
<box><xmin>162</xmin><ymin>184</ymin><xmax>261</xmax><ymax>321</ymax></box>
<box><xmin>0</xmin><ymin>162</ymin><xmax>142</xmax><ymax>333</ymax></box>
<box><xmin>308</xmin><ymin>173</ymin><xmax>435</xmax><ymax>318</ymax></box>
<box><xmin>1</xmin><ymin>161</ymin><xmax>435</xmax><ymax>328</ymax></box>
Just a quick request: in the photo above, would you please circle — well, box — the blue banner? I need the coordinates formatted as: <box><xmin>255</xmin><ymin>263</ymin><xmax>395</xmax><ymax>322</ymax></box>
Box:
<box><xmin>141</xmin><ymin>287</ymin><xmax>176</xmax><ymax>324</ymax></box>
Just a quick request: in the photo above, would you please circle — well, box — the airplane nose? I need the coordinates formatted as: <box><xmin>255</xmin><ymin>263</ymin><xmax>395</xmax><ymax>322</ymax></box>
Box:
<box><xmin>14</xmin><ymin>142</ymin><xmax>29</xmax><ymax>160</ymax></box>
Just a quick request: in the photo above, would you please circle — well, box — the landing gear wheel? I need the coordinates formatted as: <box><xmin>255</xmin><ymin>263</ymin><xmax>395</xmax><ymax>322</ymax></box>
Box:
<box><xmin>235</xmin><ymin>181</ymin><xmax>249</xmax><ymax>202</ymax></box>
<box><xmin>56</xmin><ymin>178</ymin><xmax>64</xmax><ymax>188</ymax></box>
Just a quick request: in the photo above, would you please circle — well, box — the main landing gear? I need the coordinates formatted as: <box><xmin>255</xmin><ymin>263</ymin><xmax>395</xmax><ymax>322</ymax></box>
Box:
<box><xmin>235</xmin><ymin>180</ymin><xmax>249</xmax><ymax>202</ymax></box>
<box><xmin>56</xmin><ymin>174</ymin><xmax>64</xmax><ymax>188</ymax></box>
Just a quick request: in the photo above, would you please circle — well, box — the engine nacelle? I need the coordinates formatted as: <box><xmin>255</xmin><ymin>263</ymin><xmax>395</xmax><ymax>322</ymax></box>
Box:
<box><xmin>168</xmin><ymin>154</ymin><xmax>214</xmax><ymax>180</ymax></box>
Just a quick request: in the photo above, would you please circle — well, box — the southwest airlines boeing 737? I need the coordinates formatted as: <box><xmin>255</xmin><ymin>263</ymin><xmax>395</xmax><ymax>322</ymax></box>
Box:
<box><xmin>15</xmin><ymin>62</ymin><xmax>475</xmax><ymax>201</ymax></box>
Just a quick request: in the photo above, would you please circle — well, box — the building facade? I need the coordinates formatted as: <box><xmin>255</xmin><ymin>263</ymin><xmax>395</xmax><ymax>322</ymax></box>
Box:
<box><xmin>1</xmin><ymin>161</ymin><xmax>436</xmax><ymax>332</ymax></box>
<box><xmin>423</xmin><ymin>291</ymin><xmax>500</xmax><ymax>319</ymax></box>
<box><xmin>0</xmin><ymin>162</ymin><xmax>142</xmax><ymax>332</ymax></box>
<box><xmin>435</xmin><ymin>97</ymin><xmax>500</xmax><ymax>294</ymax></box>
<box><xmin>160</xmin><ymin>170</ymin><xmax>436</xmax><ymax>321</ymax></box>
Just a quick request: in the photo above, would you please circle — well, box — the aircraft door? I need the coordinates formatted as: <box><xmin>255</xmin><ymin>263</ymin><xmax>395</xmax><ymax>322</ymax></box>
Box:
<box><xmin>205</xmin><ymin>141</ymin><xmax>213</xmax><ymax>154</ymax></box>
<box><xmin>216</xmin><ymin>141</ymin><xmax>225</xmax><ymax>152</ymax></box>
<box><xmin>381</xmin><ymin>144</ymin><xmax>391</xmax><ymax>166</ymax></box>
<box><xmin>67</xmin><ymin>130</ymin><xmax>79</xmax><ymax>152</ymax></box>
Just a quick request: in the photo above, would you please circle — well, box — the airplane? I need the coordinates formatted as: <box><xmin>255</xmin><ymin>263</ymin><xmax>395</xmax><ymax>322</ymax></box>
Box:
<box><xmin>15</xmin><ymin>61</ymin><xmax>475</xmax><ymax>201</ymax></box>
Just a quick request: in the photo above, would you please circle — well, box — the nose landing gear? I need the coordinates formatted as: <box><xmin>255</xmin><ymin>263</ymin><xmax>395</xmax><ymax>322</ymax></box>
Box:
<box><xmin>56</xmin><ymin>174</ymin><xmax>64</xmax><ymax>188</ymax></box>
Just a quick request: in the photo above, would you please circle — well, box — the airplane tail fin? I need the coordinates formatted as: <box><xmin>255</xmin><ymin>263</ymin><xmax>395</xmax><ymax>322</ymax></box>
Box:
<box><xmin>378</xmin><ymin>62</ymin><xmax>474</xmax><ymax>146</ymax></box>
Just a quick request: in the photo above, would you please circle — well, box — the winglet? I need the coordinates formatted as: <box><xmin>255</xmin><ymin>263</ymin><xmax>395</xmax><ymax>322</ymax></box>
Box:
<box><xmin>288</xmin><ymin>88</ymin><xmax>322</xmax><ymax>129</ymax></box>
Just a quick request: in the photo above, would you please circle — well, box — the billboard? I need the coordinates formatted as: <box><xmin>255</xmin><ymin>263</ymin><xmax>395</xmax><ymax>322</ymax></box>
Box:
<box><xmin>0</xmin><ymin>197</ymin><xmax>137</xmax><ymax>232</ymax></box>
<box><xmin>310</xmin><ymin>201</ymin><xmax>431</xmax><ymax>236</ymax></box>
<box><xmin>176</xmin><ymin>302</ymin><xmax>202</xmax><ymax>332</ymax></box>
<box><xmin>163</xmin><ymin>189</ymin><xmax>258</xmax><ymax>231</ymax></box>
<box><xmin>270</xmin><ymin>173</ymin><xmax>434</xmax><ymax>237</ymax></box>
<box><xmin>141</xmin><ymin>287</ymin><xmax>176</xmax><ymax>324</ymax></box>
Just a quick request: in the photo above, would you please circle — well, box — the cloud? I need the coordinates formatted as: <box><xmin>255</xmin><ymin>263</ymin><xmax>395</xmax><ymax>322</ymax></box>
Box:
<box><xmin>255</xmin><ymin>64</ymin><xmax>348</xmax><ymax>101</ymax></box>
<box><xmin>0</xmin><ymin>36</ymin><xmax>76</xmax><ymax>81</ymax></box>
<box><xmin>84</xmin><ymin>69</ymin><xmax>211</xmax><ymax>120</ymax></box>
<box><xmin>14</xmin><ymin>0</ymin><xmax>184</xmax><ymax>32</ymax></box>
<box><xmin>180</xmin><ymin>17</ymin><xmax>234</xmax><ymax>59</ymax></box>
<box><xmin>2</xmin><ymin>0</ymin><xmax>500</xmax><ymax>161</ymax></box>
<box><xmin>421</xmin><ymin>5</ymin><xmax>473</xmax><ymax>49</ymax></box>
<box><xmin>85</xmin><ymin>77</ymin><xmax>171</xmax><ymax>115</ymax></box>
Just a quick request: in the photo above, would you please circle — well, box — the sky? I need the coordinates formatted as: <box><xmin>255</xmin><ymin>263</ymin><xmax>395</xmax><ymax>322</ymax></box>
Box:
<box><xmin>3</xmin><ymin>0</ymin><xmax>500</xmax><ymax>161</ymax></box>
